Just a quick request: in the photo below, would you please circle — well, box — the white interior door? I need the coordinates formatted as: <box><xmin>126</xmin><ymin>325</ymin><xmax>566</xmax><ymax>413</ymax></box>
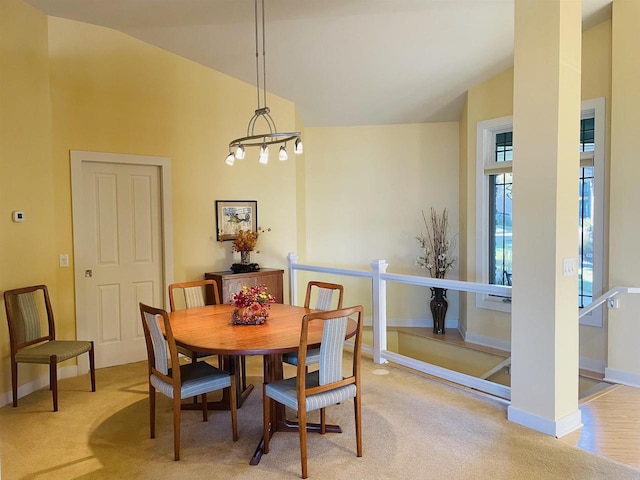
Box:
<box><xmin>71</xmin><ymin>152</ymin><xmax>173</xmax><ymax>370</ymax></box>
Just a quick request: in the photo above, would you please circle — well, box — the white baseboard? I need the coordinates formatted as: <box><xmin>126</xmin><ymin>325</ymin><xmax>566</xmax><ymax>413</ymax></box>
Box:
<box><xmin>579</xmin><ymin>356</ymin><xmax>605</xmax><ymax>375</ymax></box>
<box><xmin>463</xmin><ymin>331</ymin><xmax>511</xmax><ymax>353</ymax></box>
<box><xmin>507</xmin><ymin>405</ymin><xmax>582</xmax><ymax>437</ymax></box>
<box><xmin>604</xmin><ymin>367</ymin><xmax>640</xmax><ymax>388</ymax></box>
<box><xmin>0</xmin><ymin>364</ymin><xmax>79</xmax><ymax>409</ymax></box>
<box><xmin>364</xmin><ymin>316</ymin><xmax>459</xmax><ymax>329</ymax></box>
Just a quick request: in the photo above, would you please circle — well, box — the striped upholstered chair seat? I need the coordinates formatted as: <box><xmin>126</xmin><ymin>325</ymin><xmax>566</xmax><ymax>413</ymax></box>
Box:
<box><xmin>15</xmin><ymin>340</ymin><xmax>93</xmax><ymax>364</ymax></box>
<box><xmin>263</xmin><ymin>305</ymin><xmax>364</xmax><ymax>479</ymax></box>
<box><xmin>3</xmin><ymin>285</ymin><xmax>96</xmax><ymax>412</ymax></box>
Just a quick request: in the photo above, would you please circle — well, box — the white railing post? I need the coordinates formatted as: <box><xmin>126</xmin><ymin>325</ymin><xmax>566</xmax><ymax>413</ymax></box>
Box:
<box><xmin>371</xmin><ymin>259</ymin><xmax>389</xmax><ymax>364</ymax></box>
<box><xmin>288</xmin><ymin>252</ymin><xmax>299</xmax><ymax>305</ymax></box>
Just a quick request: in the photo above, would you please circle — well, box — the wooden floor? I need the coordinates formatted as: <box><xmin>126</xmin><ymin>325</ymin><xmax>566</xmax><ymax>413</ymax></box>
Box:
<box><xmin>372</xmin><ymin>326</ymin><xmax>640</xmax><ymax>471</ymax></box>
<box><xmin>559</xmin><ymin>383</ymin><xmax>640</xmax><ymax>469</ymax></box>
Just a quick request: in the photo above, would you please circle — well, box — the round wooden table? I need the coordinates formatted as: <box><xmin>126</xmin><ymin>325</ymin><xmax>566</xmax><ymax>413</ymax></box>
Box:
<box><xmin>168</xmin><ymin>303</ymin><xmax>356</xmax><ymax>465</ymax></box>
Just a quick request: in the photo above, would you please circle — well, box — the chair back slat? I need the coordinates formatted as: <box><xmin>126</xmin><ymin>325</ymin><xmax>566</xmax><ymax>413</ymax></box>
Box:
<box><xmin>143</xmin><ymin>310</ymin><xmax>169</xmax><ymax>375</ymax></box>
<box><xmin>16</xmin><ymin>292</ymin><xmax>42</xmax><ymax>343</ymax></box>
<box><xmin>318</xmin><ymin>316</ymin><xmax>348</xmax><ymax>385</ymax></box>
<box><xmin>315</xmin><ymin>288</ymin><xmax>334</xmax><ymax>311</ymax></box>
<box><xmin>183</xmin><ymin>286</ymin><xmax>206</xmax><ymax>308</ymax></box>
<box><xmin>168</xmin><ymin>279</ymin><xmax>219</xmax><ymax>312</ymax></box>
<box><xmin>303</xmin><ymin>281</ymin><xmax>344</xmax><ymax>311</ymax></box>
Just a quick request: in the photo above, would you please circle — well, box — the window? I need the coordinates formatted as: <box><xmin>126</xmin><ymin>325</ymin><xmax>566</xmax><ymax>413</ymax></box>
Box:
<box><xmin>476</xmin><ymin>98</ymin><xmax>605</xmax><ymax>326</ymax></box>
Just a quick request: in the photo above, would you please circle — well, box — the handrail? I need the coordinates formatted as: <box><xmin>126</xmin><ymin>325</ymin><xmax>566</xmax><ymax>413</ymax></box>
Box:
<box><xmin>579</xmin><ymin>286</ymin><xmax>640</xmax><ymax>318</ymax></box>
<box><xmin>287</xmin><ymin>252</ymin><xmax>640</xmax><ymax>399</ymax></box>
<box><xmin>287</xmin><ymin>252</ymin><xmax>515</xmax><ymax>399</ymax></box>
<box><xmin>287</xmin><ymin>253</ymin><xmax>512</xmax><ymax>298</ymax></box>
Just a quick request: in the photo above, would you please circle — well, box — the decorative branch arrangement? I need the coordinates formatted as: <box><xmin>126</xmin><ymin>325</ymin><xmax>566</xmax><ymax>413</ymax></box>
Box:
<box><xmin>232</xmin><ymin>227</ymin><xmax>270</xmax><ymax>253</ymax></box>
<box><xmin>416</xmin><ymin>208</ymin><xmax>456</xmax><ymax>279</ymax></box>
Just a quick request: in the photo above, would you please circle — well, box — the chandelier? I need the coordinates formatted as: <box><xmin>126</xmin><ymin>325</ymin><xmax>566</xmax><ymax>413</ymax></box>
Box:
<box><xmin>225</xmin><ymin>0</ymin><xmax>302</xmax><ymax>166</ymax></box>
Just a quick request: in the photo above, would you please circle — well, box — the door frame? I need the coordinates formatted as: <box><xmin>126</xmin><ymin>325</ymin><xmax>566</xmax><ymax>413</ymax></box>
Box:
<box><xmin>70</xmin><ymin>150</ymin><xmax>174</xmax><ymax>372</ymax></box>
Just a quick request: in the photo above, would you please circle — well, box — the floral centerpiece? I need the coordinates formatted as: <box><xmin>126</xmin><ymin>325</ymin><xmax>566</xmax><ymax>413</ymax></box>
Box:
<box><xmin>416</xmin><ymin>207</ymin><xmax>456</xmax><ymax>334</ymax></box>
<box><xmin>231</xmin><ymin>284</ymin><xmax>275</xmax><ymax>325</ymax></box>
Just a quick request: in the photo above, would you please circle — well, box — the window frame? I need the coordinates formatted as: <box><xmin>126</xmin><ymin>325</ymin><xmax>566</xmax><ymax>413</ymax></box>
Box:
<box><xmin>475</xmin><ymin>98</ymin><xmax>606</xmax><ymax>326</ymax></box>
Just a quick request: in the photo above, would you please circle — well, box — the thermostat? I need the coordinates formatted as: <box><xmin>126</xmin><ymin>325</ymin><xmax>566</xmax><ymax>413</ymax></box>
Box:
<box><xmin>12</xmin><ymin>211</ymin><xmax>24</xmax><ymax>223</ymax></box>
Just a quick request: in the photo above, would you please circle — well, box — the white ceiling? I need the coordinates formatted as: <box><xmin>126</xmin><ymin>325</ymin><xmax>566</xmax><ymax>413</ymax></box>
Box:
<box><xmin>24</xmin><ymin>0</ymin><xmax>612</xmax><ymax>127</ymax></box>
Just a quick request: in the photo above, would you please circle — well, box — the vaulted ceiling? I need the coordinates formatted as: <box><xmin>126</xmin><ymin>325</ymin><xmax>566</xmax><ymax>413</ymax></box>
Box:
<box><xmin>25</xmin><ymin>0</ymin><xmax>612</xmax><ymax>127</ymax></box>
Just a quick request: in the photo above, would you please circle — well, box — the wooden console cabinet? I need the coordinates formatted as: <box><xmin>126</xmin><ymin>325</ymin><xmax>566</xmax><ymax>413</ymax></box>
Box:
<box><xmin>205</xmin><ymin>268</ymin><xmax>284</xmax><ymax>305</ymax></box>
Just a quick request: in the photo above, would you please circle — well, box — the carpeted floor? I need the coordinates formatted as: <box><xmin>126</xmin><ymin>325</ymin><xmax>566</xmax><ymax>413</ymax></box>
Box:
<box><xmin>0</xmin><ymin>355</ymin><xmax>638</xmax><ymax>480</ymax></box>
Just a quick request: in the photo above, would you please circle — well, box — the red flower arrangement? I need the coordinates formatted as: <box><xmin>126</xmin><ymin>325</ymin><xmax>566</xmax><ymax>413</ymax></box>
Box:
<box><xmin>231</xmin><ymin>285</ymin><xmax>275</xmax><ymax>325</ymax></box>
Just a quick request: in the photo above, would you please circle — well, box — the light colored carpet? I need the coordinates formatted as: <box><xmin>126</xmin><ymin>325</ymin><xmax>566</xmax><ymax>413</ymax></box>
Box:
<box><xmin>0</xmin><ymin>356</ymin><xmax>638</xmax><ymax>480</ymax></box>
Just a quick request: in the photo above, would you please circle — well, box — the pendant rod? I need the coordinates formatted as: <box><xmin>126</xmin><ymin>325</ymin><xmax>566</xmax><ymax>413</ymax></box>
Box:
<box><xmin>261</xmin><ymin>0</ymin><xmax>267</xmax><ymax>111</ymax></box>
<box><xmin>254</xmin><ymin>0</ymin><xmax>261</xmax><ymax>109</ymax></box>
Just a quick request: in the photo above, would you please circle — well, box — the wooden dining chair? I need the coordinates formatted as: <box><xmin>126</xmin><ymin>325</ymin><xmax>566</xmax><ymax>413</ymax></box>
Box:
<box><xmin>263</xmin><ymin>305</ymin><xmax>363</xmax><ymax>479</ymax></box>
<box><xmin>168</xmin><ymin>279</ymin><xmax>248</xmax><ymax>396</ymax></box>
<box><xmin>139</xmin><ymin>303</ymin><xmax>238</xmax><ymax>461</ymax></box>
<box><xmin>3</xmin><ymin>285</ymin><xmax>96</xmax><ymax>412</ymax></box>
<box><xmin>282</xmin><ymin>281</ymin><xmax>344</xmax><ymax>370</ymax></box>
<box><xmin>168</xmin><ymin>279</ymin><xmax>220</xmax><ymax>363</ymax></box>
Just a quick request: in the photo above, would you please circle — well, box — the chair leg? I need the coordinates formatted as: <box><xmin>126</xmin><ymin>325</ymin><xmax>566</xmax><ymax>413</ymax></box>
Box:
<box><xmin>201</xmin><ymin>393</ymin><xmax>208</xmax><ymax>422</ymax></box>
<box><xmin>320</xmin><ymin>408</ymin><xmax>326</xmax><ymax>434</ymax></box>
<box><xmin>355</xmin><ymin>394</ymin><xmax>362</xmax><ymax>457</ymax></box>
<box><xmin>149</xmin><ymin>386</ymin><xmax>156</xmax><ymax>439</ymax></box>
<box><xmin>10</xmin><ymin>359</ymin><xmax>18</xmax><ymax>407</ymax></box>
<box><xmin>89</xmin><ymin>342</ymin><xmax>96</xmax><ymax>392</ymax></box>
<box><xmin>263</xmin><ymin>384</ymin><xmax>270</xmax><ymax>454</ymax></box>
<box><xmin>173</xmin><ymin>395</ymin><xmax>181</xmax><ymax>461</ymax></box>
<box><xmin>299</xmin><ymin>408</ymin><xmax>308</xmax><ymax>479</ymax></box>
<box><xmin>241</xmin><ymin>355</ymin><xmax>247</xmax><ymax>391</ymax></box>
<box><xmin>191</xmin><ymin>351</ymin><xmax>199</xmax><ymax>404</ymax></box>
<box><xmin>229</xmin><ymin>376</ymin><xmax>238</xmax><ymax>441</ymax></box>
<box><xmin>50</xmin><ymin>355</ymin><xmax>58</xmax><ymax>412</ymax></box>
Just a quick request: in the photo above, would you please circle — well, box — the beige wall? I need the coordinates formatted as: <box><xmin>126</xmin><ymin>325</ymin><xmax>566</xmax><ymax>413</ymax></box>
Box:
<box><xmin>304</xmin><ymin>123</ymin><xmax>459</xmax><ymax>322</ymax></box>
<box><xmin>47</xmin><ymin>16</ymin><xmax>300</xmax><ymax>292</ymax></box>
<box><xmin>462</xmin><ymin>20</ymin><xmax>613</xmax><ymax>367</ymax></box>
<box><xmin>0</xmin><ymin>1</ymin><xmax>301</xmax><ymax>399</ymax></box>
<box><xmin>608</xmin><ymin>0</ymin><xmax>640</xmax><ymax>380</ymax></box>
<box><xmin>462</xmin><ymin>67</ymin><xmax>514</xmax><ymax>347</ymax></box>
<box><xmin>0</xmin><ymin>0</ymin><xmax>58</xmax><ymax>397</ymax></box>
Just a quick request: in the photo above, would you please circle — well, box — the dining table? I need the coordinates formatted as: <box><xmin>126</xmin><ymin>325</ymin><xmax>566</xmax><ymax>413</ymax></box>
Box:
<box><xmin>167</xmin><ymin>302</ymin><xmax>357</xmax><ymax>465</ymax></box>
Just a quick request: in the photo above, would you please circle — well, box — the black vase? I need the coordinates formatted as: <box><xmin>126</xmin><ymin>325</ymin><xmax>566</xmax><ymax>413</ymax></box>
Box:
<box><xmin>430</xmin><ymin>287</ymin><xmax>448</xmax><ymax>334</ymax></box>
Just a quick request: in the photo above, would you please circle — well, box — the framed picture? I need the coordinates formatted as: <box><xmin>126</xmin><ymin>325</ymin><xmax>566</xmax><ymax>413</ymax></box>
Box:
<box><xmin>216</xmin><ymin>200</ymin><xmax>258</xmax><ymax>241</ymax></box>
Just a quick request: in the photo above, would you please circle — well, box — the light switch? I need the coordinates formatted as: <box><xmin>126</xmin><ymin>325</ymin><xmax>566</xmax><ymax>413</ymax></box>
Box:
<box><xmin>59</xmin><ymin>254</ymin><xmax>69</xmax><ymax>268</ymax></box>
<box><xmin>562</xmin><ymin>258</ymin><xmax>576</xmax><ymax>276</ymax></box>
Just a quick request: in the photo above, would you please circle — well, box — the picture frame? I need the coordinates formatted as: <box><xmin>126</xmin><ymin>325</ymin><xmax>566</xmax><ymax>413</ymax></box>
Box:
<box><xmin>216</xmin><ymin>200</ymin><xmax>258</xmax><ymax>241</ymax></box>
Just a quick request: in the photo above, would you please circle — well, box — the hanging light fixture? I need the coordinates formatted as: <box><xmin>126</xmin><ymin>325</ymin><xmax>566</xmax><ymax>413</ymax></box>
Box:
<box><xmin>225</xmin><ymin>0</ymin><xmax>302</xmax><ymax>166</ymax></box>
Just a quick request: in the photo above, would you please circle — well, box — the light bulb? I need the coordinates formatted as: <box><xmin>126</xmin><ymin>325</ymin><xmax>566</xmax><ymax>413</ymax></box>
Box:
<box><xmin>235</xmin><ymin>144</ymin><xmax>245</xmax><ymax>160</ymax></box>
<box><xmin>294</xmin><ymin>137</ymin><xmax>303</xmax><ymax>154</ymax></box>
<box><xmin>259</xmin><ymin>144</ymin><xmax>269</xmax><ymax>164</ymax></box>
<box><xmin>225</xmin><ymin>152</ymin><xmax>235</xmax><ymax>166</ymax></box>
<box><xmin>279</xmin><ymin>145</ymin><xmax>288</xmax><ymax>161</ymax></box>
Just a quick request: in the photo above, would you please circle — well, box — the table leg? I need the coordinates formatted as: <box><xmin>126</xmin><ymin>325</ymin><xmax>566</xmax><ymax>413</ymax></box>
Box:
<box><xmin>181</xmin><ymin>355</ymin><xmax>253</xmax><ymax>411</ymax></box>
<box><xmin>249</xmin><ymin>353</ymin><xmax>342</xmax><ymax>466</ymax></box>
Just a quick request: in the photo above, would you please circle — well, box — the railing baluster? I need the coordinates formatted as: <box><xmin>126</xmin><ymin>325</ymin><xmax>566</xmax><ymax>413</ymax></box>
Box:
<box><xmin>371</xmin><ymin>259</ymin><xmax>388</xmax><ymax>364</ymax></box>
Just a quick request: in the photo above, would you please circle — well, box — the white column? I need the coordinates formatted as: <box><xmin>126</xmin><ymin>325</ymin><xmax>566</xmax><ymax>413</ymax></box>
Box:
<box><xmin>606</xmin><ymin>0</ymin><xmax>640</xmax><ymax>387</ymax></box>
<box><xmin>508</xmin><ymin>0</ymin><xmax>582</xmax><ymax>436</ymax></box>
